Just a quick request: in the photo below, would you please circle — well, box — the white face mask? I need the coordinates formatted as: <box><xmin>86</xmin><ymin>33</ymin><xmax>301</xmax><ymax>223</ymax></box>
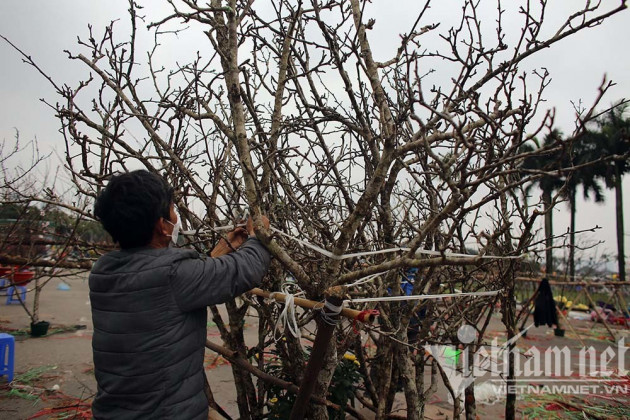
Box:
<box><xmin>165</xmin><ymin>218</ymin><xmax>181</xmax><ymax>245</ymax></box>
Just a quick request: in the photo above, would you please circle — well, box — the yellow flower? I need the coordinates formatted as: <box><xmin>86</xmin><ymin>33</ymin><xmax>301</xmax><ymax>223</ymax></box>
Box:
<box><xmin>343</xmin><ymin>353</ymin><xmax>357</xmax><ymax>362</ymax></box>
<box><xmin>269</xmin><ymin>398</ymin><xmax>278</xmax><ymax>404</ymax></box>
<box><xmin>353</xmin><ymin>360</ymin><xmax>360</xmax><ymax>367</ymax></box>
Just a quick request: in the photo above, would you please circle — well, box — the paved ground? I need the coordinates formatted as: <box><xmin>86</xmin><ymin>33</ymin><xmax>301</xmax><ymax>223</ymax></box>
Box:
<box><xmin>1</xmin><ymin>272</ymin><xmax>629</xmax><ymax>419</ymax></box>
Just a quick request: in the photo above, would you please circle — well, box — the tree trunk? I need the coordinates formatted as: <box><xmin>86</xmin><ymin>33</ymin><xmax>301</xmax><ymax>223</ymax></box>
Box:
<box><xmin>543</xmin><ymin>189</ymin><xmax>554</xmax><ymax>275</ymax></box>
<box><xmin>569</xmin><ymin>188</ymin><xmax>576</xmax><ymax>281</ymax></box>
<box><xmin>292</xmin><ymin>295</ymin><xmax>343</xmax><ymax>420</ymax></box>
<box><xmin>416</xmin><ymin>353</ymin><xmax>426</xmax><ymax>419</ymax></box>
<box><xmin>372</xmin><ymin>342</ymin><xmax>394</xmax><ymax>420</ymax></box>
<box><xmin>615</xmin><ymin>170</ymin><xmax>626</xmax><ymax>282</ymax></box>
<box><xmin>464</xmin><ymin>346</ymin><xmax>476</xmax><ymax>420</ymax></box>
<box><xmin>224</xmin><ymin>299</ymin><xmax>257</xmax><ymax>419</ymax></box>
<box><xmin>32</xmin><ymin>278</ymin><xmax>41</xmax><ymax>323</ymax></box>
<box><xmin>397</xmin><ymin>339</ymin><xmax>421</xmax><ymax>420</ymax></box>
<box><xmin>503</xmin><ymin>275</ymin><xmax>517</xmax><ymax>420</ymax></box>
<box><xmin>308</xmin><ymin>336</ymin><xmax>338</xmax><ymax>420</ymax></box>
<box><xmin>500</xmin><ymin>181</ymin><xmax>517</xmax><ymax>420</ymax></box>
<box><xmin>418</xmin><ymin>358</ymin><xmax>438</xmax><ymax>419</ymax></box>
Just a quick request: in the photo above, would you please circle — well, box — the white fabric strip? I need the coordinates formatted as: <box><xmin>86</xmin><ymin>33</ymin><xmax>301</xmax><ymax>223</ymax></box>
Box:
<box><xmin>181</xmin><ymin>223</ymin><xmax>246</xmax><ymax>235</ymax></box>
<box><xmin>270</xmin><ymin>227</ymin><xmax>522</xmax><ymax>261</ymax></box>
<box><xmin>277</xmin><ymin>292</ymin><xmax>301</xmax><ymax>339</ymax></box>
<box><xmin>345</xmin><ymin>271</ymin><xmax>387</xmax><ymax>288</ymax></box>
<box><xmin>181</xmin><ymin>223</ymin><xmax>522</xmax><ymax>261</ymax></box>
<box><xmin>345</xmin><ymin>290</ymin><xmax>500</xmax><ymax>304</ymax></box>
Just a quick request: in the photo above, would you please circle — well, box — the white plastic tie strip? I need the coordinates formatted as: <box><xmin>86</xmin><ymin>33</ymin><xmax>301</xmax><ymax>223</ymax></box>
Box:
<box><xmin>277</xmin><ymin>292</ymin><xmax>301</xmax><ymax>339</ymax></box>
<box><xmin>181</xmin><ymin>223</ymin><xmax>246</xmax><ymax>235</ymax></box>
<box><xmin>344</xmin><ymin>289</ymin><xmax>500</xmax><ymax>304</ymax></box>
<box><xmin>270</xmin><ymin>227</ymin><xmax>522</xmax><ymax>261</ymax></box>
<box><xmin>345</xmin><ymin>271</ymin><xmax>387</xmax><ymax>288</ymax></box>
<box><xmin>319</xmin><ymin>299</ymin><xmax>343</xmax><ymax>326</ymax></box>
<box><xmin>182</xmin><ymin>223</ymin><xmax>522</xmax><ymax>261</ymax></box>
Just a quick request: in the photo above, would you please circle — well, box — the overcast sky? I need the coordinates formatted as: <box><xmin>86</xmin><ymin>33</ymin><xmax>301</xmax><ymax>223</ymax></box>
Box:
<box><xmin>1</xmin><ymin>1</ymin><xmax>629</xmax><ymax>270</ymax></box>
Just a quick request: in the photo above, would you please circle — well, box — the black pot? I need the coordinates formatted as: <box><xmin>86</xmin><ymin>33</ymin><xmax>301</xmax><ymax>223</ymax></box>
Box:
<box><xmin>30</xmin><ymin>321</ymin><xmax>50</xmax><ymax>337</ymax></box>
<box><xmin>554</xmin><ymin>328</ymin><xmax>565</xmax><ymax>337</ymax></box>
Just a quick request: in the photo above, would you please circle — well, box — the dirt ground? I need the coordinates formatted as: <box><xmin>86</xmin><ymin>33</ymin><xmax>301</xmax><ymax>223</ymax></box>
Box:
<box><xmin>1</xmin><ymin>272</ymin><xmax>629</xmax><ymax>419</ymax></box>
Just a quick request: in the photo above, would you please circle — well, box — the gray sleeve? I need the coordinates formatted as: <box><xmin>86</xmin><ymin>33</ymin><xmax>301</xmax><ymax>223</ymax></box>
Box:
<box><xmin>169</xmin><ymin>238</ymin><xmax>271</xmax><ymax>311</ymax></box>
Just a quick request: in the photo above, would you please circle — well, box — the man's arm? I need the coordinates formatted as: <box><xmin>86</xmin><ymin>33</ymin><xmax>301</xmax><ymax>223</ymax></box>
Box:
<box><xmin>169</xmin><ymin>237</ymin><xmax>271</xmax><ymax>311</ymax></box>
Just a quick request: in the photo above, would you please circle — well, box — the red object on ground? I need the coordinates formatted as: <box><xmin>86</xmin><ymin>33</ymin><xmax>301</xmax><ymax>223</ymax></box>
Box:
<box><xmin>607</xmin><ymin>315</ymin><xmax>629</xmax><ymax>327</ymax></box>
<box><xmin>27</xmin><ymin>393</ymin><xmax>92</xmax><ymax>419</ymax></box>
<box><xmin>12</xmin><ymin>270</ymin><xmax>34</xmax><ymax>285</ymax></box>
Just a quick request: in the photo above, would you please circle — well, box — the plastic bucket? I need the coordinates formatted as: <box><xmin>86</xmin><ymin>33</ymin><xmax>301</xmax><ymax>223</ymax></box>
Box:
<box><xmin>30</xmin><ymin>321</ymin><xmax>50</xmax><ymax>337</ymax></box>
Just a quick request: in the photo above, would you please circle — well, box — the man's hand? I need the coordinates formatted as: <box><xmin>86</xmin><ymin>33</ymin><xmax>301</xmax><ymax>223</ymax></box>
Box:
<box><xmin>210</xmin><ymin>228</ymin><xmax>249</xmax><ymax>257</ymax></box>
<box><xmin>210</xmin><ymin>215</ymin><xmax>270</xmax><ymax>258</ymax></box>
<box><xmin>246</xmin><ymin>215</ymin><xmax>270</xmax><ymax>237</ymax></box>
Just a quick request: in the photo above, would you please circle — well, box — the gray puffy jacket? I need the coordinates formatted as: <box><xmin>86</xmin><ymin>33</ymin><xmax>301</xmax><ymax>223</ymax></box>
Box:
<box><xmin>89</xmin><ymin>238</ymin><xmax>270</xmax><ymax>419</ymax></box>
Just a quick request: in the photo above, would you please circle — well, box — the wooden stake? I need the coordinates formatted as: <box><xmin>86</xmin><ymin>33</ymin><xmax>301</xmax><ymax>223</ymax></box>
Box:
<box><xmin>249</xmin><ymin>287</ymin><xmax>376</xmax><ymax>323</ymax></box>
<box><xmin>583</xmin><ymin>288</ymin><xmax>617</xmax><ymax>342</ymax></box>
<box><xmin>556</xmin><ymin>308</ymin><xmax>587</xmax><ymax>348</ymax></box>
<box><xmin>614</xmin><ymin>286</ymin><xmax>630</xmax><ymax>319</ymax></box>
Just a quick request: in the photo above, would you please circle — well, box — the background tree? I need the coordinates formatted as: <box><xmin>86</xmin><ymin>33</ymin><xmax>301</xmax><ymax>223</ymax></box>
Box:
<box><xmin>521</xmin><ymin>130</ymin><xmax>566</xmax><ymax>276</ymax></box>
<box><xmin>563</xmin><ymin>132</ymin><xmax>606</xmax><ymax>280</ymax></box>
<box><xmin>594</xmin><ymin>102</ymin><xmax>630</xmax><ymax>281</ymax></box>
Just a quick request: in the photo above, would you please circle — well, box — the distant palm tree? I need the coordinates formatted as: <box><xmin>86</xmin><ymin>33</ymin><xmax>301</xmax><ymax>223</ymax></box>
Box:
<box><xmin>594</xmin><ymin>103</ymin><xmax>630</xmax><ymax>281</ymax></box>
<box><xmin>562</xmin><ymin>132</ymin><xmax>605</xmax><ymax>280</ymax></box>
<box><xmin>521</xmin><ymin>130</ymin><xmax>565</xmax><ymax>275</ymax></box>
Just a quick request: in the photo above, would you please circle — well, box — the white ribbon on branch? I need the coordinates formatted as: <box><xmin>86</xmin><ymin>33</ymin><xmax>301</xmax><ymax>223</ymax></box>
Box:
<box><xmin>181</xmin><ymin>223</ymin><xmax>523</xmax><ymax>261</ymax></box>
<box><xmin>344</xmin><ymin>290</ymin><xmax>501</xmax><ymax>304</ymax></box>
<box><xmin>269</xmin><ymin>227</ymin><xmax>523</xmax><ymax>261</ymax></box>
<box><xmin>272</xmin><ymin>291</ymin><xmax>301</xmax><ymax>340</ymax></box>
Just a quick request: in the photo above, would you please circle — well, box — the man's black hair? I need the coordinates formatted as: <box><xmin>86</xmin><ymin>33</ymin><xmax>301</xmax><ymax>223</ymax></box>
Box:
<box><xmin>94</xmin><ymin>170</ymin><xmax>174</xmax><ymax>249</ymax></box>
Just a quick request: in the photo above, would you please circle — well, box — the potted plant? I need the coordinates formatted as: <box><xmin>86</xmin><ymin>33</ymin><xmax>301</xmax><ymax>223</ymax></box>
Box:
<box><xmin>30</xmin><ymin>319</ymin><xmax>50</xmax><ymax>337</ymax></box>
<box><xmin>8</xmin><ymin>267</ymin><xmax>51</xmax><ymax>337</ymax></box>
<box><xmin>29</xmin><ymin>271</ymin><xmax>52</xmax><ymax>337</ymax></box>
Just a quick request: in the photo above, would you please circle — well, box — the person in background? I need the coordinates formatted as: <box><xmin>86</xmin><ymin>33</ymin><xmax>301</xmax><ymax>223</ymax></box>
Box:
<box><xmin>90</xmin><ymin>170</ymin><xmax>271</xmax><ymax>419</ymax></box>
<box><xmin>401</xmin><ymin>267</ymin><xmax>426</xmax><ymax>344</ymax></box>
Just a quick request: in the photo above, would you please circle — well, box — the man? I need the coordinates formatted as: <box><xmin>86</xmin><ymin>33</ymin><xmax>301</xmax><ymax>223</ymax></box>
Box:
<box><xmin>90</xmin><ymin>170</ymin><xmax>270</xmax><ymax>419</ymax></box>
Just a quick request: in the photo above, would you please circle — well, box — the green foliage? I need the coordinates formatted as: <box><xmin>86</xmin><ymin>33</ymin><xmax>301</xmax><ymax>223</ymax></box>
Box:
<box><xmin>0</xmin><ymin>202</ymin><xmax>109</xmax><ymax>244</ymax></box>
<box><xmin>0</xmin><ymin>203</ymin><xmax>29</xmax><ymax>220</ymax></box>
<box><xmin>327</xmin><ymin>357</ymin><xmax>361</xmax><ymax>419</ymax></box>
<box><xmin>7</xmin><ymin>388</ymin><xmax>39</xmax><ymax>400</ymax></box>
<box><xmin>520</xmin><ymin>130</ymin><xmax>566</xmax><ymax>197</ymax></box>
<box><xmin>265</xmin><ymin>350</ymin><xmax>362</xmax><ymax>419</ymax></box>
<box><xmin>0</xmin><ymin>365</ymin><xmax>58</xmax><ymax>401</ymax></box>
<box><xmin>519</xmin><ymin>256</ymin><xmax>541</xmax><ymax>273</ymax></box>
<box><xmin>520</xmin><ymin>393</ymin><xmax>630</xmax><ymax>419</ymax></box>
<box><xmin>12</xmin><ymin>365</ymin><xmax>57</xmax><ymax>386</ymax></box>
<box><xmin>595</xmin><ymin>102</ymin><xmax>630</xmax><ymax>187</ymax></box>
<box><xmin>265</xmin><ymin>359</ymin><xmax>296</xmax><ymax>419</ymax></box>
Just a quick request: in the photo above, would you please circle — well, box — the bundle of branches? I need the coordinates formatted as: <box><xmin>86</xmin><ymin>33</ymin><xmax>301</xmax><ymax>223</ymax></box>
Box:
<box><xmin>2</xmin><ymin>0</ymin><xmax>627</xmax><ymax>418</ymax></box>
